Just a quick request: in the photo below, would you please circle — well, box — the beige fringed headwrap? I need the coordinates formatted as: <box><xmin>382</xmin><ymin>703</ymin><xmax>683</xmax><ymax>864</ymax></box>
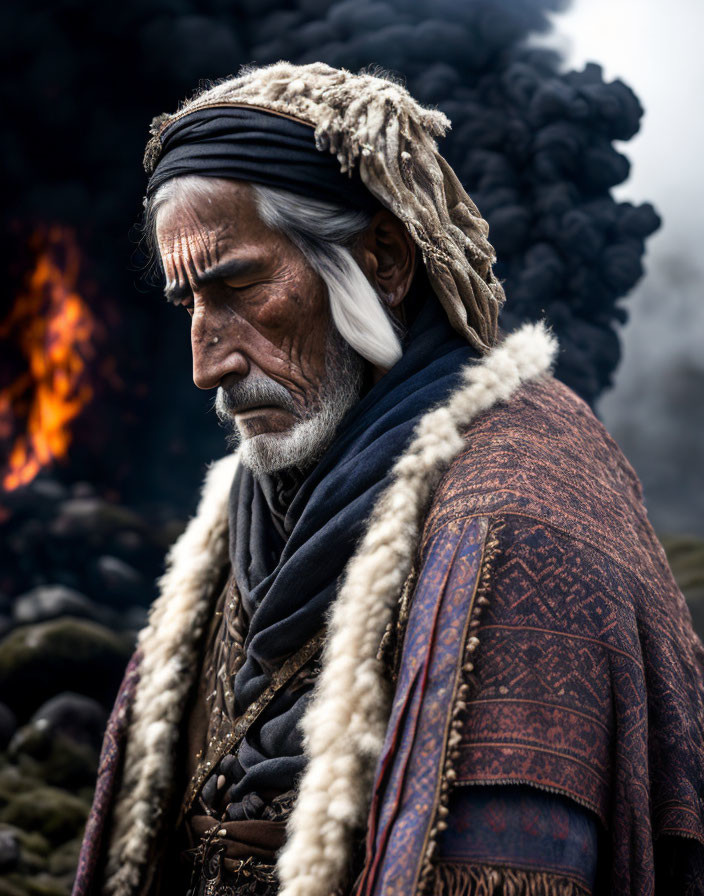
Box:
<box><xmin>144</xmin><ymin>62</ymin><xmax>505</xmax><ymax>352</ymax></box>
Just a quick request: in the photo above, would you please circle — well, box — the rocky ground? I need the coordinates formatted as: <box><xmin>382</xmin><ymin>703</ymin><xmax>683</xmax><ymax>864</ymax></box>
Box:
<box><xmin>0</xmin><ymin>477</ymin><xmax>183</xmax><ymax>895</ymax></box>
<box><xmin>0</xmin><ymin>477</ymin><xmax>702</xmax><ymax>894</ymax></box>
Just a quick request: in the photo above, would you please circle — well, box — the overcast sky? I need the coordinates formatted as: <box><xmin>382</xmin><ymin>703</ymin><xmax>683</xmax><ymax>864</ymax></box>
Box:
<box><xmin>545</xmin><ymin>0</ymin><xmax>704</xmax><ymax>535</ymax></box>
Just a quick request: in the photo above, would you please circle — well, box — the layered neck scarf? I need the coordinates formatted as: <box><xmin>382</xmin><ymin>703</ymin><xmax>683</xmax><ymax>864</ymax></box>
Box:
<box><xmin>223</xmin><ymin>294</ymin><xmax>477</xmax><ymax>810</ymax></box>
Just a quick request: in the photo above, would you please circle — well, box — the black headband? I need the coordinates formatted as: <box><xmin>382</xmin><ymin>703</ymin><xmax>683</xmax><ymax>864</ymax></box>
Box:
<box><xmin>145</xmin><ymin>105</ymin><xmax>380</xmax><ymax>213</ymax></box>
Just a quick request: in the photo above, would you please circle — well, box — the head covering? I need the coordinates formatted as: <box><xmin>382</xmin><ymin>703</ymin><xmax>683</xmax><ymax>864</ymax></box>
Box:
<box><xmin>145</xmin><ymin>105</ymin><xmax>380</xmax><ymax>213</ymax></box>
<box><xmin>144</xmin><ymin>61</ymin><xmax>505</xmax><ymax>352</ymax></box>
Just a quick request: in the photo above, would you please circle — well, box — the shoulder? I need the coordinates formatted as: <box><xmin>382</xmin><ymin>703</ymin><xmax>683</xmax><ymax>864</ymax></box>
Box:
<box><xmin>422</xmin><ymin>375</ymin><xmax>662</xmax><ymax>576</ymax></box>
<box><xmin>430</xmin><ymin>373</ymin><xmax>643</xmax><ymax>524</ymax></box>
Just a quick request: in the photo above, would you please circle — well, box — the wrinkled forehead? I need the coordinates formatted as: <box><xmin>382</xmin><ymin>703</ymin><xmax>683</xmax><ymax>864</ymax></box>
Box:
<box><xmin>155</xmin><ymin>177</ymin><xmax>256</xmax><ymax>243</ymax></box>
<box><xmin>154</xmin><ymin>178</ymin><xmax>268</xmax><ymax>272</ymax></box>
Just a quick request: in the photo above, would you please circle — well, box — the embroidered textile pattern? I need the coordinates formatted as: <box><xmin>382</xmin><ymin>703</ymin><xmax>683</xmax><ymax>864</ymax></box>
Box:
<box><xmin>184</xmin><ymin>792</ymin><xmax>297</xmax><ymax>896</ymax></box>
<box><xmin>185</xmin><ymin>629</ymin><xmax>325</xmax><ymax>816</ymax></box>
<box><xmin>357</xmin><ymin>516</ymin><xmax>489</xmax><ymax>896</ymax></box>
<box><xmin>187</xmin><ymin>826</ymin><xmax>278</xmax><ymax>896</ymax></box>
<box><xmin>355</xmin><ymin>375</ymin><xmax>704</xmax><ymax>896</ymax></box>
<box><xmin>416</xmin><ymin>518</ymin><xmax>506</xmax><ymax>894</ymax></box>
<box><xmin>185</xmin><ymin>576</ymin><xmax>248</xmax><ymax>814</ymax></box>
<box><xmin>421</xmin><ymin>377</ymin><xmax>704</xmax><ymax>894</ymax></box>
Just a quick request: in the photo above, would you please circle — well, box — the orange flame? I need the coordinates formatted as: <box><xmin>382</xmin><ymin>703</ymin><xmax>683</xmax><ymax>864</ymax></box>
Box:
<box><xmin>1</xmin><ymin>227</ymin><xmax>96</xmax><ymax>490</ymax></box>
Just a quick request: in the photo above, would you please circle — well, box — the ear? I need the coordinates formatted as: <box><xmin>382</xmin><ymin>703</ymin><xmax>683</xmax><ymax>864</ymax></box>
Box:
<box><xmin>354</xmin><ymin>210</ymin><xmax>416</xmax><ymax>308</ymax></box>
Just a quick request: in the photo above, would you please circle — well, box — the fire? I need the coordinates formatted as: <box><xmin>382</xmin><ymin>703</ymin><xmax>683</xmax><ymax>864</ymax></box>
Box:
<box><xmin>1</xmin><ymin>226</ymin><xmax>96</xmax><ymax>490</ymax></box>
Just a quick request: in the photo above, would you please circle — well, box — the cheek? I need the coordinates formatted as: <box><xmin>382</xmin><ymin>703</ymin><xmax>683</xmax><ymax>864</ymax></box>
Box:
<box><xmin>256</xmin><ymin>280</ymin><xmax>329</xmax><ymax>348</ymax></box>
<box><xmin>255</xmin><ymin>290</ymin><xmax>302</xmax><ymax>332</ymax></box>
<box><xmin>286</xmin><ymin>294</ymin><xmax>329</xmax><ymax>371</ymax></box>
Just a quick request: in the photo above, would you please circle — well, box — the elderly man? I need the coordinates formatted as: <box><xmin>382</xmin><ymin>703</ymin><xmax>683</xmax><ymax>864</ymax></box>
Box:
<box><xmin>74</xmin><ymin>63</ymin><xmax>704</xmax><ymax>896</ymax></box>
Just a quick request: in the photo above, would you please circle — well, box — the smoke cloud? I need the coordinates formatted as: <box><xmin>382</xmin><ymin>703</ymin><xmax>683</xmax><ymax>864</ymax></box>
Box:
<box><xmin>2</xmin><ymin>0</ymin><xmax>658</xmax><ymax>507</ymax></box>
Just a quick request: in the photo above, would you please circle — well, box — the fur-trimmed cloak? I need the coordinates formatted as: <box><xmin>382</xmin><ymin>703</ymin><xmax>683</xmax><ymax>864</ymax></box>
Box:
<box><xmin>74</xmin><ymin>323</ymin><xmax>704</xmax><ymax>896</ymax></box>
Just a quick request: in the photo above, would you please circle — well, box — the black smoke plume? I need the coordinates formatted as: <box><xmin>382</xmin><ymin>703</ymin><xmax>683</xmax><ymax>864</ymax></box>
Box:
<box><xmin>2</xmin><ymin>0</ymin><xmax>659</xmax><ymax>508</ymax></box>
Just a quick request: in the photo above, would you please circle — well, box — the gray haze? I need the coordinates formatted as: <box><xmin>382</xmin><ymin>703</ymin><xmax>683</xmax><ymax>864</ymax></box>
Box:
<box><xmin>549</xmin><ymin>0</ymin><xmax>704</xmax><ymax>535</ymax></box>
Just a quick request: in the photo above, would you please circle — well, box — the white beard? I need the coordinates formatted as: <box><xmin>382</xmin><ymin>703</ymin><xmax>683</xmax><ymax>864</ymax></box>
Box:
<box><xmin>215</xmin><ymin>328</ymin><xmax>364</xmax><ymax>476</ymax></box>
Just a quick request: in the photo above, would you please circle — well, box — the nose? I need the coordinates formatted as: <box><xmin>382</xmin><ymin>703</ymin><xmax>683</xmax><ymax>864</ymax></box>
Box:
<box><xmin>191</xmin><ymin>309</ymin><xmax>249</xmax><ymax>390</ymax></box>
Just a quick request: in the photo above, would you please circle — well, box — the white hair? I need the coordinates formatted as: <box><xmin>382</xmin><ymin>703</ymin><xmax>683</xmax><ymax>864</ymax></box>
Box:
<box><xmin>148</xmin><ymin>175</ymin><xmax>403</xmax><ymax>370</ymax></box>
<box><xmin>251</xmin><ymin>184</ymin><xmax>402</xmax><ymax>369</ymax></box>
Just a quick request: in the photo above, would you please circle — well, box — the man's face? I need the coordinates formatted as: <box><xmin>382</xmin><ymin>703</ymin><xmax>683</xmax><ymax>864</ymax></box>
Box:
<box><xmin>156</xmin><ymin>178</ymin><xmax>369</xmax><ymax>475</ymax></box>
<box><xmin>156</xmin><ymin>179</ymin><xmax>333</xmax><ymax>443</ymax></box>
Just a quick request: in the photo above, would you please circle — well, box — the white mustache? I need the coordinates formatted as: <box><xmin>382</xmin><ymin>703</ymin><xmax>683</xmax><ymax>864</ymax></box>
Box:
<box><xmin>215</xmin><ymin>377</ymin><xmax>297</xmax><ymax>420</ymax></box>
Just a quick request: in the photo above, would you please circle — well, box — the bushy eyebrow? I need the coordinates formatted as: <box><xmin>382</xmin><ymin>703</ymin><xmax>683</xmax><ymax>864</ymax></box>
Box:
<box><xmin>163</xmin><ymin>256</ymin><xmax>266</xmax><ymax>301</ymax></box>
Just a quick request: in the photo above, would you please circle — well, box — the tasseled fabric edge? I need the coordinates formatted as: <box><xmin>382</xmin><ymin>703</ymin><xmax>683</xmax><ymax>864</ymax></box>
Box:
<box><xmin>430</xmin><ymin>861</ymin><xmax>591</xmax><ymax>896</ymax></box>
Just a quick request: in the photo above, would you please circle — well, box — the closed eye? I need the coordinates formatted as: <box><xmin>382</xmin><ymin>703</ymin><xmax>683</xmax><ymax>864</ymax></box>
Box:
<box><xmin>223</xmin><ymin>278</ymin><xmax>268</xmax><ymax>293</ymax></box>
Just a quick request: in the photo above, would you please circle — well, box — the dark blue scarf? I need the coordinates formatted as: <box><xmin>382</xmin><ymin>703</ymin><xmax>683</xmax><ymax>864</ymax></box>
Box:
<box><xmin>226</xmin><ymin>295</ymin><xmax>476</xmax><ymax>807</ymax></box>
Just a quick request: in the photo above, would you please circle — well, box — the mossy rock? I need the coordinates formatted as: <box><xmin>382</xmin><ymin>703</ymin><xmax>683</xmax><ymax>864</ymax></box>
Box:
<box><xmin>661</xmin><ymin>535</ymin><xmax>704</xmax><ymax>593</ymax></box>
<box><xmin>11</xmin><ymin>723</ymin><xmax>98</xmax><ymax>789</ymax></box>
<box><xmin>51</xmin><ymin>877</ymin><xmax>76</xmax><ymax>896</ymax></box>
<box><xmin>0</xmin><ymin>765</ymin><xmax>32</xmax><ymax>805</ymax></box>
<box><xmin>10</xmin><ymin>824</ymin><xmax>51</xmax><ymax>860</ymax></box>
<box><xmin>17</xmin><ymin>847</ymin><xmax>48</xmax><ymax>874</ymax></box>
<box><xmin>0</xmin><ymin>824</ymin><xmax>20</xmax><ymax>871</ymax></box>
<box><xmin>1</xmin><ymin>816</ymin><xmax>51</xmax><ymax>887</ymax></box>
<box><xmin>0</xmin><ymin>619</ymin><xmax>133</xmax><ymax>721</ymax></box>
<box><xmin>661</xmin><ymin>535</ymin><xmax>704</xmax><ymax>639</ymax></box>
<box><xmin>0</xmin><ymin>785</ymin><xmax>89</xmax><ymax>846</ymax></box>
<box><xmin>27</xmin><ymin>878</ymin><xmax>70</xmax><ymax>896</ymax></box>
<box><xmin>18</xmin><ymin>840</ymin><xmax>51</xmax><ymax>865</ymax></box>
<box><xmin>49</xmin><ymin>497</ymin><xmax>147</xmax><ymax>542</ymax></box>
<box><xmin>1</xmin><ymin>874</ymin><xmax>67</xmax><ymax>896</ymax></box>
<box><xmin>37</xmin><ymin>735</ymin><xmax>98</xmax><ymax>789</ymax></box>
<box><xmin>47</xmin><ymin>836</ymin><xmax>82</xmax><ymax>876</ymax></box>
<box><xmin>0</xmin><ymin>877</ymin><xmax>29</xmax><ymax>896</ymax></box>
<box><xmin>33</xmin><ymin>879</ymin><xmax>71</xmax><ymax>896</ymax></box>
<box><xmin>0</xmin><ymin>823</ymin><xmax>50</xmax><ymax>877</ymax></box>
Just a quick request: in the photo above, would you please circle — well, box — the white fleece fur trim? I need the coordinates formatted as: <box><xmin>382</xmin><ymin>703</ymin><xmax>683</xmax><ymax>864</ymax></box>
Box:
<box><xmin>103</xmin><ymin>453</ymin><xmax>238</xmax><ymax>896</ymax></box>
<box><xmin>276</xmin><ymin>321</ymin><xmax>557</xmax><ymax>896</ymax></box>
